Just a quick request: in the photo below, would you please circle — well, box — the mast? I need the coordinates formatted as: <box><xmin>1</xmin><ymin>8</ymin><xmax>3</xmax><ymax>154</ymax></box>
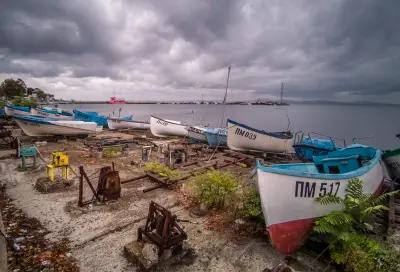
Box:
<box><xmin>280</xmin><ymin>82</ymin><xmax>284</xmax><ymax>104</ymax></box>
<box><xmin>222</xmin><ymin>66</ymin><xmax>231</xmax><ymax>105</ymax></box>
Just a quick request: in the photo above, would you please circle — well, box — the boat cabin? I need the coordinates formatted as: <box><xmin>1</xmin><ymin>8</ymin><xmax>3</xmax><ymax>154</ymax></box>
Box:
<box><xmin>314</xmin><ymin>155</ymin><xmax>360</xmax><ymax>174</ymax></box>
<box><xmin>313</xmin><ymin>145</ymin><xmax>376</xmax><ymax>174</ymax></box>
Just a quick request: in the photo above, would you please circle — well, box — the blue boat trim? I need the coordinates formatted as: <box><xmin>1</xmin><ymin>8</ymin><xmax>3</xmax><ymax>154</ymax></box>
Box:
<box><xmin>39</xmin><ymin>107</ymin><xmax>73</xmax><ymax>116</ymax></box>
<box><xmin>227</xmin><ymin>119</ymin><xmax>292</xmax><ymax>139</ymax></box>
<box><xmin>14</xmin><ymin>115</ymin><xmax>98</xmax><ymax>132</ymax></box>
<box><xmin>6</xmin><ymin>105</ymin><xmax>31</xmax><ymax>112</ymax></box>
<box><xmin>13</xmin><ymin>115</ymin><xmax>53</xmax><ymax>125</ymax></box>
<box><xmin>293</xmin><ymin>144</ymin><xmax>335</xmax><ymax>152</ymax></box>
<box><xmin>257</xmin><ymin>145</ymin><xmax>381</xmax><ymax>180</ymax></box>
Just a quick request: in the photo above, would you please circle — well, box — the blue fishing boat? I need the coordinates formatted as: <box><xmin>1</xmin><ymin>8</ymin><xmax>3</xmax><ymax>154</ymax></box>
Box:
<box><xmin>73</xmin><ymin>109</ymin><xmax>109</xmax><ymax>127</ymax></box>
<box><xmin>0</xmin><ymin>108</ymin><xmax>5</xmax><ymax>118</ymax></box>
<box><xmin>293</xmin><ymin>136</ymin><xmax>336</xmax><ymax>161</ymax></box>
<box><xmin>204</xmin><ymin>128</ymin><xmax>227</xmax><ymax>147</ymax></box>
<box><xmin>5</xmin><ymin>105</ymin><xmax>31</xmax><ymax>117</ymax></box>
<box><xmin>14</xmin><ymin>115</ymin><xmax>101</xmax><ymax>136</ymax></box>
<box><xmin>31</xmin><ymin>107</ymin><xmax>73</xmax><ymax>120</ymax></box>
<box><xmin>73</xmin><ymin>109</ymin><xmax>133</xmax><ymax>127</ymax></box>
<box><xmin>256</xmin><ymin>144</ymin><xmax>386</xmax><ymax>254</ymax></box>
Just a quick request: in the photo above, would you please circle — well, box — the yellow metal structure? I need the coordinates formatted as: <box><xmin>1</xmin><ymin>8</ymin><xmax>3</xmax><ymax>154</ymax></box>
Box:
<box><xmin>46</xmin><ymin>152</ymin><xmax>69</xmax><ymax>182</ymax></box>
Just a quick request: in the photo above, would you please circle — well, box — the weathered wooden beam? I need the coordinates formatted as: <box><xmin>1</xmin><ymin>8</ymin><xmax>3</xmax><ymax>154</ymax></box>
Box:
<box><xmin>121</xmin><ymin>174</ymin><xmax>148</xmax><ymax>184</ymax></box>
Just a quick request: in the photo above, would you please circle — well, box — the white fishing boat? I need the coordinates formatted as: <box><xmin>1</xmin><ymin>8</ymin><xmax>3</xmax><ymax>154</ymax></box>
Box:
<box><xmin>227</xmin><ymin>119</ymin><xmax>294</xmax><ymax>153</ymax></box>
<box><xmin>107</xmin><ymin>118</ymin><xmax>150</xmax><ymax>130</ymax></box>
<box><xmin>256</xmin><ymin>144</ymin><xmax>386</xmax><ymax>254</ymax></box>
<box><xmin>187</xmin><ymin>126</ymin><xmax>208</xmax><ymax>143</ymax></box>
<box><xmin>4</xmin><ymin>105</ymin><xmax>32</xmax><ymax>117</ymax></box>
<box><xmin>31</xmin><ymin>107</ymin><xmax>73</xmax><ymax>120</ymax></box>
<box><xmin>150</xmin><ymin>116</ymin><xmax>188</xmax><ymax>137</ymax></box>
<box><xmin>14</xmin><ymin>115</ymin><xmax>101</xmax><ymax>137</ymax></box>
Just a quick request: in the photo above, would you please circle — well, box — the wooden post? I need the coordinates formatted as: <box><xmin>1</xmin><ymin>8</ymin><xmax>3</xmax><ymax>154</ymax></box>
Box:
<box><xmin>78</xmin><ymin>166</ymin><xmax>84</xmax><ymax>207</ymax></box>
<box><xmin>81</xmin><ymin>168</ymin><xmax>101</xmax><ymax>202</ymax></box>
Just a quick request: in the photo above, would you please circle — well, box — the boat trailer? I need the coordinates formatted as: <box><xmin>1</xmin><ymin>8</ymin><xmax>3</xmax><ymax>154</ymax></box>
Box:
<box><xmin>137</xmin><ymin>201</ymin><xmax>187</xmax><ymax>257</ymax></box>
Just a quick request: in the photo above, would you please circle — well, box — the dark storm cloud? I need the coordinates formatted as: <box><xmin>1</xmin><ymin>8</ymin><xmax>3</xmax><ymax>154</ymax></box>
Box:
<box><xmin>0</xmin><ymin>0</ymin><xmax>399</xmax><ymax>102</ymax></box>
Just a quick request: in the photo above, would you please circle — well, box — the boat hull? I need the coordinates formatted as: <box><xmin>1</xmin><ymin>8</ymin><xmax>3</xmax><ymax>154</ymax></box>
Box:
<box><xmin>227</xmin><ymin>119</ymin><xmax>294</xmax><ymax>153</ymax></box>
<box><xmin>293</xmin><ymin>137</ymin><xmax>336</xmax><ymax>161</ymax></box>
<box><xmin>5</xmin><ymin>106</ymin><xmax>31</xmax><ymax>117</ymax></box>
<box><xmin>15</xmin><ymin>119</ymin><xmax>100</xmax><ymax>136</ymax></box>
<box><xmin>256</xmin><ymin>157</ymin><xmax>385</xmax><ymax>254</ymax></box>
<box><xmin>383</xmin><ymin>149</ymin><xmax>400</xmax><ymax>179</ymax></box>
<box><xmin>205</xmin><ymin>130</ymin><xmax>227</xmax><ymax>147</ymax></box>
<box><xmin>107</xmin><ymin>119</ymin><xmax>150</xmax><ymax>130</ymax></box>
<box><xmin>150</xmin><ymin>116</ymin><xmax>188</xmax><ymax>137</ymax></box>
<box><xmin>187</xmin><ymin>126</ymin><xmax>207</xmax><ymax>143</ymax></box>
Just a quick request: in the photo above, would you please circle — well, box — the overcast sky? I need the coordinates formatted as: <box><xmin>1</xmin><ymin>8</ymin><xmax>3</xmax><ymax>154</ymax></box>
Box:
<box><xmin>0</xmin><ymin>0</ymin><xmax>399</xmax><ymax>103</ymax></box>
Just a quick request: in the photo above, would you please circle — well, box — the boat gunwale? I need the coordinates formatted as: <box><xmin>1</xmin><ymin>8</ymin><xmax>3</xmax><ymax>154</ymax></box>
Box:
<box><xmin>14</xmin><ymin>115</ymin><xmax>99</xmax><ymax>133</ymax></box>
<box><xmin>37</xmin><ymin>107</ymin><xmax>73</xmax><ymax>117</ymax></box>
<box><xmin>293</xmin><ymin>143</ymin><xmax>336</xmax><ymax>152</ymax></box>
<box><xmin>383</xmin><ymin>148</ymin><xmax>400</xmax><ymax>158</ymax></box>
<box><xmin>256</xmin><ymin>149</ymin><xmax>382</xmax><ymax>180</ymax></box>
<box><xmin>5</xmin><ymin>105</ymin><xmax>31</xmax><ymax>112</ymax></box>
<box><xmin>150</xmin><ymin>115</ymin><xmax>188</xmax><ymax>128</ymax></box>
<box><xmin>108</xmin><ymin>118</ymin><xmax>149</xmax><ymax>125</ymax></box>
<box><xmin>227</xmin><ymin>119</ymin><xmax>293</xmax><ymax>139</ymax></box>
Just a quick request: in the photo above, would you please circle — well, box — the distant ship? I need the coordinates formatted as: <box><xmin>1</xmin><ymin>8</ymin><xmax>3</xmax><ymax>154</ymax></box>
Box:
<box><xmin>108</xmin><ymin>96</ymin><xmax>126</xmax><ymax>104</ymax></box>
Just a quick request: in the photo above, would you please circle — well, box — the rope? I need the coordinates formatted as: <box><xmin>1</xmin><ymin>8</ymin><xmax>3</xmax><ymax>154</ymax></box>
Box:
<box><xmin>207</xmin><ymin>66</ymin><xmax>231</xmax><ymax>161</ymax></box>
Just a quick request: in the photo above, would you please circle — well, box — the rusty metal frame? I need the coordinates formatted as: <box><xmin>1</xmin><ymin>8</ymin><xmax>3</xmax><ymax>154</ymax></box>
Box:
<box><xmin>138</xmin><ymin>201</ymin><xmax>187</xmax><ymax>257</ymax></box>
<box><xmin>78</xmin><ymin>163</ymin><xmax>121</xmax><ymax>207</ymax></box>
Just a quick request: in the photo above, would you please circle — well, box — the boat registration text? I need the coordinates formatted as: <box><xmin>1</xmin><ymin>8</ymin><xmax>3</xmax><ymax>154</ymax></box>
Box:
<box><xmin>295</xmin><ymin>181</ymin><xmax>340</xmax><ymax>198</ymax></box>
<box><xmin>235</xmin><ymin>128</ymin><xmax>257</xmax><ymax>140</ymax></box>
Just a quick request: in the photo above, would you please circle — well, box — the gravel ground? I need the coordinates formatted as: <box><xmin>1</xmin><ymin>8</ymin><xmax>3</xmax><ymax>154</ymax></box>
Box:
<box><xmin>0</xmin><ymin>131</ymin><xmax>337</xmax><ymax>271</ymax></box>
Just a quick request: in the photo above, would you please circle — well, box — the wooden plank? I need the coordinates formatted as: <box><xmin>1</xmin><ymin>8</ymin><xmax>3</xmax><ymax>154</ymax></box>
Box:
<box><xmin>121</xmin><ymin>174</ymin><xmax>148</xmax><ymax>184</ymax></box>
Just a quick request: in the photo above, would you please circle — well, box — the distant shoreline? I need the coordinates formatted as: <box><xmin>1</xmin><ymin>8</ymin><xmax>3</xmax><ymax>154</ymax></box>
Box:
<box><xmin>53</xmin><ymin>101</ymin><xmax>399</xmax><ymax>106</ymax></box>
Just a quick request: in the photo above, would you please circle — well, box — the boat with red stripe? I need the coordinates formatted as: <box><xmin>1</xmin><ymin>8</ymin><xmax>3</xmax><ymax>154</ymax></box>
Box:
<box><xmin>256</xmin><ymin>144</ymin><xmax>387</xmax><ymax>254</ymax></box>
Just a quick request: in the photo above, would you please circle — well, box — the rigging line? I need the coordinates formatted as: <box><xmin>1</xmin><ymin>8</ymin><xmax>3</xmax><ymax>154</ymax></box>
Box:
<box><xmin>220</xmin><ymin>65</ymin><xmax>231</xmax><ymax>128</ymax></box>
<box><xmin>208</xmin><ymin>66</ymin><xmax>231</xmax><ymax>161</ymax></box>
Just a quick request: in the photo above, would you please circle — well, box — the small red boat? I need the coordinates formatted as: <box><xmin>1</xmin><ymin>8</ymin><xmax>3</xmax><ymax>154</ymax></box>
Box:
<box><xmin>108</xmin><ymin>96</ymin><xmax>126</xmax><ymax>104</ymax></box>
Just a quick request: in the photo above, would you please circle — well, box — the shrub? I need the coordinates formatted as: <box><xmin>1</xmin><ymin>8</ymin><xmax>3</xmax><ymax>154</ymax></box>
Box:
<box><xmin>11</xmin><ymin>96</ymin><xmax>37</xmax><ymax>107</ymax></box>
<box><xmin>102</xmin><ymin>146</ymin><xmax>123</xmax><ymax>158</ymax></box>
<box><xmin>190</xmin><ymin>170</ymin><xmax>239</xmax><ymax>209</ymax></box>
<box><xmin>239</xmin><ymin>187</ymin><xmax>264</xmax><ymax>221</ymax></box>
<box><xmin>314</xmin><ymin>178</ymin><xmax>400</xmax><ymax>272</ymax></box>
<box><xmin>144</xmin><ymin>161</ymin><xmax>182</xmax><ymax>180</ymax></box>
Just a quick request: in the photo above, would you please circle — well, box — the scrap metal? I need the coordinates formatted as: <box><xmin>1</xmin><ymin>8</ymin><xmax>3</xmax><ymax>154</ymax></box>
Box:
<box><xmin>78</xmin><ymin>163</ymin><xmax>121</xmax><ymax>207</ymax></box>
<box><xmin>137</xmin><ymin>201</ymin><xmax>187</xmax><ymax>257</ymax></box>
<box><xmin>0</xmin><ymin>125</ymin><xmax>18</xmax><ymax>150</ymax></box>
